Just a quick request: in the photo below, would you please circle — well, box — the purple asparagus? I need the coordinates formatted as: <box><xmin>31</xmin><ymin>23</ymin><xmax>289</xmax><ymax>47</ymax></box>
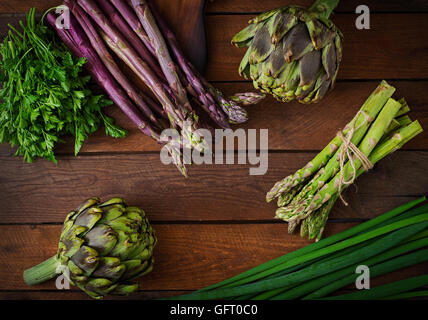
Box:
<box><xmin>130</xmin><ymin>0</ymin><xmax>191</xmax><ymax>113</ymax></box>
<box><xmin>230</xmin><ymin>92</ymin><xmax>267</xmax><ymax>106</ymax></box>
<box><xmin>65</xmin><ymin>0</ymin><xmax>161</xmax><ymax>128</ymax></box>
<box><xmin>76</xmin><ymin>0</ymin><xmax>181</xmax><ymax>124</ymax></box>
<box><xmin>108</xmin><ymin>0</ymin><xmax>198</xmax><ymax>117</ymax></box>
<box><xmin>97</xmin><ymin>0</ymin><xmax>163</xmax><ymax>78</ymax></box>
<box><xmin>110</xmin><ymin>0</ymin><xmax>233</xmax><ymax>128</ymax></box>
<box><xmin>150</xmin><ymin>13</ymin><xmax>231</xmax><ymax>129</ymax></box>
<box><xmin>109</xmin><ymin>0</ymin><xmax>156</xmax><ymax>55</ymax></box>
<box><xmin>46</xmin><ymin>11</ymin><xmax>160</xmax><ymax>140</ymax></box>
<box><xmin>147</xmin><ymin>0</ymin><xmax>249</xmax><ymax>124</ymax></box>
<box><xmin>47</xmin><ymin>11</ymin><xmax>187</xmax><ymax>175</ymax></box>
<box><xmin>77</xmin><ymin>0</ymin><xmax>206</xmax><ymax>151</ymax></box>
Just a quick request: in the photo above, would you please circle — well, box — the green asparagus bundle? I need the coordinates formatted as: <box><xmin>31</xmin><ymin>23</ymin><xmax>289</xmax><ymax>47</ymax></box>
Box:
<box><xmin>267</xmin><ymin>80</ymin><xmax>423</xmax><ymax>240</ymax></box>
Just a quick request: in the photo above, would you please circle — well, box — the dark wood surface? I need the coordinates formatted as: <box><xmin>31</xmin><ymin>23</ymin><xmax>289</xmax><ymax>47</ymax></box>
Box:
<box><xmin>0</xmin><ymin>0</ymin><xmax>427</xmax><ymax>300</ymax></box>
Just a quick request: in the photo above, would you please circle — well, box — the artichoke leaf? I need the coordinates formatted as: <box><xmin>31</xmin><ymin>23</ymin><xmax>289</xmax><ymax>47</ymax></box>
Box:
<box><xmin>282</xmin><ymin>23</ymin><xmax>314</xmax><ymax>63</ymax></box>
<box><xmin>265</xmin><ymin>42</ymin><xmax>287</xmax><ymax>77</ymax></box>
<box><xmin>321</xmin><ymin>42</ymin><xmax>337</xmax><ymax>80</ymax></box>
<box><xmin>71</xmin><ymin>245</ymin><xmax>99</xmax><ymax>276</ymax></box>
<box><xmin>74</xmin><ymin>207</ymin><xmax>103</xmax><ymax>230</ymax></box>
<box><xmin>299</xmin><ymin>49</ymin><xmax>321</xmax><ymax>87</ymax></box>
<box><xmin>99</xmin><ymin>204</ymin><xmax>126</xmax><ymax>223</ymax></box>
<box><xmin>112</xmin><ymin>283</ymin><xmax>139</xmax><ymax>296</ymax></box>
<box><xmin>306</xmin><ymin>19</ymin><xmax>336</xmax><ymax>50</ymax></box>
<box><xmin>99</xmin><ymin>197</ymin><xmax>126</xmax><ymax>208</ymax></box>
<box><xmin>84</xmin><ymin>224</ymin><xmax>118</xmax><ymax>256</ymax></box>
<box><xmin>109</xmin><ymin>230</ymin><xmax>140</xmax><ymax>260</ymax></box>
<box><xmin>272</xmin><ymin>13</ymin><xmax>298</xmax><ymax>44</ymax></box>
<box><xmin>75</xmin><ymin>197</ymin><xmax>100</xmax><ymax>214</ymax></box>
<box><xmin>84</xmin><ymin>278</ymin><xmax>118</xmax><ymax>298</ymax></box>
<box><xmin>239</xmin><ymin>46</ymin><xmax>252</xmax><ymax>77</ymax></box>
<box><xmin>122</xmin><ymin>259</ymin><xmax>147</xmax><ymax>280</ymax></box>
<box><xmin>232</xmin><ymin>22</ymin><xmax>262</xmax><ymax>47</ymax></box>
<box><xmin>250</xmin><ymin>7</ymin><xmax>282</xmax><ymax>24</ymax></box>
<box><xmin>60</xmin><ymin>233</ymin><xmax>85</xmax><ymax>258</ymax></box>
<box><xmin>92</xmin><ymin>257</ymin><xmax>126</xmax><ymax>281</ymax></box>
<box><xmin>249</xmin><ymin>24</ymin><xmax>275</xmax><ymax>64</ymax></box>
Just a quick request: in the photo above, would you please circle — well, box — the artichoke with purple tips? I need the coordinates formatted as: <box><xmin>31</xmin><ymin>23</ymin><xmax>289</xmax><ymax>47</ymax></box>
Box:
<box><xmin>232</xmin><ymin>0</ymin><xmax>343</xmax><ymax>104</ymax></box>
<box><xmin>23</xmin><ymin>197</ymin><xmax>157</xmax><ymax>299</ymax></box>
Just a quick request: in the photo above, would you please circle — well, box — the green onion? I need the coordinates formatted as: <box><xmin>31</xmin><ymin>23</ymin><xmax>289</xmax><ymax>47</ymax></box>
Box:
<box><xmin>168</xmin><ymin>221</ymin><xmax>428</xmax><ymax>300</ymax></box>
<box><xmin>299</xmin><ymin>242</ymin><xmax>428</xmax><ymax>300</ymax></box>
<box><xmin>198</xmin><ymin>197</ymin><xmax>425</xmax><ymax>292</ymax></box>
<box><xmin>216</xmin><ymin>214</ymin><xmax>428</xmax><ymax>289</ymax></box>
<box><xmin>321</xmin><ymin>274</ymin><xmax>428</xmax><ymax>300</ymax></box>
<box><xmin>254</xmin><ymin>232</ymin><xmax>428</xmax><ymax>300</ymax></box>
<box><xmin>380</xmin><ymin>291</ymin><xmax>428</xmax><ymax>300</ymax></box>
<box><xmin>168</xmin><ymin>199</ymin><xmax>428</xmax><ymax>300</ymax></box>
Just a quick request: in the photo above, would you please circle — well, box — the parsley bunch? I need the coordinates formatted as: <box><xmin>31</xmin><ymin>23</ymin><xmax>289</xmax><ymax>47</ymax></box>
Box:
<box><xmin>0</xmin><ymin>8</ymin><xmax>127</xmax><ymax>163</ymax></box>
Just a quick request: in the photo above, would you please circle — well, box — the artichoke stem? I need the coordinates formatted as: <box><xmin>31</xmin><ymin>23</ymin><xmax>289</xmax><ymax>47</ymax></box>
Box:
<box><xmin>310</xmin><ymin>0</ymin><xmax>340</xmax><ymax>18</ymax></box>
<box><xmin>23</xmin><ymin>256</ymin><xmax>60</xmax><ymax>286</ymax></box>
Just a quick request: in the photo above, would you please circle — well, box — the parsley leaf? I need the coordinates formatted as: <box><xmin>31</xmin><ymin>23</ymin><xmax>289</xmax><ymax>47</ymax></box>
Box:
<box><xmin>0</xmin><ymin>8</ymin><xmax>126</xmax><ymax>163</ymax></box>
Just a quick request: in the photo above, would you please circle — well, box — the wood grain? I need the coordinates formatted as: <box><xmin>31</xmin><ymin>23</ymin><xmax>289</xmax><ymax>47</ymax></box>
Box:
<box><xmin>1</xmin><ymin>81</ymin><xmax>427</xmax><ymax>156</ymax></box>
<box><xmin>206</xmin><ymin>0</ymin><xmax>428</xmax><ymax>13</ymax></box>
<box><xmin>1</xmin><ymin>223</ymin><xmax>426</xmax><ymax>296</ymax></box>
<box><xmin>0</xmin><ymin>223</ymin><xmax>333</xmax><ymax>291</ymax></box>
<box><xmin>1</xmin><ymin>14</ymin><xmax>428</xmax><ymax>81</ymax></box>
<box><xmin>0</xmin><ymin>290</ymin><xmax>189</xmax><ymax>300</ymax></box>
<box><xmin>0</xmin><ymin>0</ymin><xmax>208</xmax><ymax>72</ymax></box>
<box><xmin>153</xmin><ymin>0</ymin><xmax>207</xmax><ymax>72</ymax></box>
<box><xmin>0</xmin><ymin>151</ymin><xmax>426</xmax><ymax>223</ymax></box>
<box><xmin>1</xmin><ymin>0</ymin><xmax>427</xmax><ymax>13</ymax></box>
<box><xmin>204</xmin><ymin>14</ymin><xmax>428</xmax><ymax>81</ymax></box>
<box><xmin>0</xmin><ymin>0</ymin><xmax>427</xmax><ymax>301</ymax></box>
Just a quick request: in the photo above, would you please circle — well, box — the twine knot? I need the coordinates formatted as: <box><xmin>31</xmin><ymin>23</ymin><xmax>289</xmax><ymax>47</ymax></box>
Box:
<box><xmin>336</xmin><ymin>111</ymin><xmax>374</xmax><ymax>206</ymax></box>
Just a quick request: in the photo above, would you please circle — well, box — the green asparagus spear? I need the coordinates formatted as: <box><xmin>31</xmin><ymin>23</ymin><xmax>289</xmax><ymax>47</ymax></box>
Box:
<box><xmin>267</xmin><ymin>80</ymin><xmax>395</xmax><ymax>202</ymax></box>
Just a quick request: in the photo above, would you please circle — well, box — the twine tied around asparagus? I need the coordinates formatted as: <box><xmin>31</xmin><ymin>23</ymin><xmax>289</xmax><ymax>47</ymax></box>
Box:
<box><xmin>336</xmin><ymin>111</ymin><xmax>374</xmax><ymax>206</ymax></box>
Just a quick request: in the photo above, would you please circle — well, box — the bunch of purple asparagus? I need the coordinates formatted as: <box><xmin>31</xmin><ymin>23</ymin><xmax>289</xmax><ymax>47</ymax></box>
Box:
<box><xmin>47</xmin><ymin>0</ymin><xmax>264</xmax><ymax>176</ymax></box>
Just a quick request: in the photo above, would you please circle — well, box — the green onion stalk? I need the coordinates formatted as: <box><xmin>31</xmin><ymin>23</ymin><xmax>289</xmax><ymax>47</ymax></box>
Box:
<box><xmin>164</xmin><ymin>197</ymin><xmax>428</xmax><ymax>300</ymax></box>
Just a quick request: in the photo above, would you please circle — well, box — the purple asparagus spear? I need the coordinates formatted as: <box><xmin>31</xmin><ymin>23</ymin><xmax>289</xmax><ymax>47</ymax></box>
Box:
<box><xmin>65</xmin><ymin>0</ymin><xmax>162</xmax><ymax>128</ymax></box>
<box><xmin>108</xmin><ymin>0</ymin><xmax>194</xmax><ymax>105</ymax></box>
<box><xmin>46</xmin><ymin>11</ymin><xmax>160</xmax><ymax>141</ymax></box>
<box><xmin>130</xmin><ymin>0</ymin><xmax>191</xmax><ymax>114</ymax></box>
<box><xmin>147</xmin><ymin>0</ymin><xmax>249</xmax><ymax>124</ymax></box>
<box><xmin>97</xmin><ymin>0</ymin><xmax>164</xmax><ymax>78</ymax></box>
<box><xmin>47</xmin><ymin>11</ymin><xmax>187</xmax><ymax>175</ymax></box>
<box><xmin>109</xmin><ymin>0</ymin><xmax>156</xmax><ymax>56</ymax></box>
<box><xmin>77</xmin><ymin>0</ymin><xmax>206</xmax><ymax>152</ymax></box>
<box><xmin>77</xmin><ymin>0</ymin><xmax>181</xmax><ymax>123</ymax></box>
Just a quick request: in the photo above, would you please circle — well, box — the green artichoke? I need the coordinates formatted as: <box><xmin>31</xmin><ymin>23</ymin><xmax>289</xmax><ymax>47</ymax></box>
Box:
<box><xmin>23</xmin><ymin>197</ymin><xmax>157</xmax><ymax>299</ymax></box>
<box><xmin>232</xmin><ymin>0</ymin><xmax>343</xmax><ymax>104</ymax></box>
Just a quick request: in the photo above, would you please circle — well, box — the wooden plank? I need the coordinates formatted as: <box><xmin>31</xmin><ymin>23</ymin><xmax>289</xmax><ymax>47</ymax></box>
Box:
<box><xmin>0</xmin><ymin>290</ymin><xmax>188</xmax><ymax>300</ymax></box>
<box><xmin>0</xmin><ymin>0</ymin><xmax>427</xmax><ymax>14</ymax></box>
<box><xmin>206</xmin><ymin>0</ymin><xmax>428</xmax><ymax>13</ymax></box>
<box><xmin>205</xmin><ymin>14</ymin><xmax>428</xmax><ymax>81</ymax></box>
<box><xmin>0</xmin><ymin>151</ymin><xmax>426</xmax><ymax>223</ymax></box>
<box><xmin>1</xmin><ymin>223</ymin><xmax>427</xmax><ymax>294</ymax></box>
<box><xmin>1</xmin><ymin>14</ymin><xmax>428</xmax><ymax>80</ymax></box>
<box><xmin>0</xmin><ymin>223</ymin><xmax>334</xmax><ymax>291</ymax></box>
<box><xmin>1</xmin><ymin>223</ymin><xmax>427</xmax><ymax>298</ymax></box>
<box><xmin>1</xmin><ymin>81</ymin><xmax>427</xmax><ymax>156</ymax></box>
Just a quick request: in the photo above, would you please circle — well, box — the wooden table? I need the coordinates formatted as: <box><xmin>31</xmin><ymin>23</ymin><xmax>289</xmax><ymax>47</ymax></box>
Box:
<box><xmin>0</xmin><ymin>0</ymin><xmax>427</xmax><ymax>300</ymax></box>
